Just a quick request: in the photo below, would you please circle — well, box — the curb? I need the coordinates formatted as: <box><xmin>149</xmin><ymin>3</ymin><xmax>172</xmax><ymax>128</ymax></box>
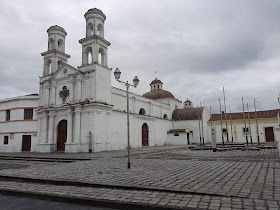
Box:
<box><xmin>0</xmin><ymin>175</ymin><xmax>244</xmax><ymax>199</ymax></box>
<box><xmin>0</xmin><ymin>188</ymin><xmax>200</xmax><ymax>210</ymax></box>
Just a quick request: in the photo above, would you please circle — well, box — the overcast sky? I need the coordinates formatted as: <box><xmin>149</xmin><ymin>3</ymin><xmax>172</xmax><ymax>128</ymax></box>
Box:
<box><xmin>1</xmin><ymin>0</ymin><xmax>280</xmax><ymax>113</ymax></box>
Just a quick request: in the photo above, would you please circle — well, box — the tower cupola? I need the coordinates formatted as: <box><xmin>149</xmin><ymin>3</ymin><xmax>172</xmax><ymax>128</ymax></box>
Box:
<box><xmin>184</xmin><ymin>99</ymin><xmax>193</xmax><ymax>108</ymax></box>
<box><xmin>41</xmin><ymin>25</ymin><xmax>70</xmax><ymax>76</ymax></box>
<box><xmin>85</xmin><ymin>8</ymin><xmax>106</xmax><ymax>38</ymax></box>
<box><xmin>150</xmin><ymin>77</ymin><xmax>163</xmax><ymax>91</ymax></box>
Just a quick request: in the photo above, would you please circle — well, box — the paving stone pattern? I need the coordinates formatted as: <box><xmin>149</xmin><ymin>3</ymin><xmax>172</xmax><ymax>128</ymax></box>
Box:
<box><xmin>0</xmin><ymin>146</ymin><xmax>279</xmax><ymax>209</ymax></box>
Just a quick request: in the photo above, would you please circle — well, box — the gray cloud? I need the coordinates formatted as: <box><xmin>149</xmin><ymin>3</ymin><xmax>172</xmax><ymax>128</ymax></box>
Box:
<box><xmin>0</xmin><ymin>0</ymin><xmax>280</xmax><ymax>113</ymax></box>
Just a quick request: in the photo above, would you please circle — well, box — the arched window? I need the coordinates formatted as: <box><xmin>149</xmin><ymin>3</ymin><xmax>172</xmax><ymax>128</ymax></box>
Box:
<box><xmin>48</xmin><ymin>38</ymin><xmax>54</xmax><ymax>50</ymax></box>
<box><xmin>44</xmin><ymin>59</ymin><xmax>52</xmax><ymax>75</ymax></box>
<box><xmin>174</xmin><ymin>133</ymin><xmax>179</xmax><ymax>136</ymax></box>
<box><xmin>87</xmin><ymin>23</ymin><xmax>94</xmax><ymax>37</ymax></box>
<box><xmin>58</xmin><ymin>60</ymin><xmax>63</xmax><ymax>68</ymax></box>
<box><xmin>98</xmin><ymin>48</ymin><xmax>106</xmax><ymax>66</ymax></box>
<box><xmin>57</xmin><ymin>39</ymin><xmax>64</xmax><ymax>51</ymax></box>
<box><xmin>157</xmin><ymin>85</ymin><xmax>159</xmax><ymax>89</ymax></box>
<box><xmin>85</xmin><ymin>47</ymin><xmax>93</xmax><ymax>65</ymax></box>
<box><xmin>139</xmin><ymin>108</ymin><xmax>146</xmax><ymax>115</ymax></box>
<box><xmin>97</xmin><ymin>24</ymin><xmax>104</xmax><ymax>37</ymax></box>
<box><xmin>163</xmin><ymin>114</ymin><xmax>168</xmax><ymax>119</ymax></box>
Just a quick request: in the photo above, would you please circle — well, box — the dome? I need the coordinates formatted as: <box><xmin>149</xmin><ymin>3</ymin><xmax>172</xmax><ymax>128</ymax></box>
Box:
<box><xmin>47</xmin><ymin>25</ymin><xmax>67</xmax><ymax>35</ymax></box>
<box><xmin>150</xmin><ymin>78</ymin><xmax>163</xmax><ymax>85</ymax></box>
<box><xmin>142</xmin><ymin>89</ymin><xmax>175</xmax><ymax>100</ymax></box>
<box><xmin>85</xmin><ymin>8</ymin><xmax>106</xmax><ymax>20</ymax></box>
<box><xmin>184</xmin><ymin>99</ymin><xmax>192</xmax><ymax>103</ymax></box>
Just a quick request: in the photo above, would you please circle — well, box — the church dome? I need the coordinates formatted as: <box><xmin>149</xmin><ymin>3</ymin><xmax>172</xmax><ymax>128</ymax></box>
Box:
<box><xmin>150</xmin><ymin>78</ymin><xmax>163</xmax><ymax>85</ymax></box>
<box><xmin>142</xmin><ymin>89</ymin><xmax>175</xmax><ymax>100</ymax></box>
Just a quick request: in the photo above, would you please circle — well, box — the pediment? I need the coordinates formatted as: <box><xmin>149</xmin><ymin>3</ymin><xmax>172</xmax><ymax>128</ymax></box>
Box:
<box><xmin>50</xmin><ymin>63</ymin><xmax>83</xmax><ymax>81</ymax></box>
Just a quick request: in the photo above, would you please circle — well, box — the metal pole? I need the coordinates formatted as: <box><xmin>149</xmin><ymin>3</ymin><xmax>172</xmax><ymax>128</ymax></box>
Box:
<box><xmin>219</xmin><ymin>98</ymin><xmax>224</xmax><ymax>145</ymax></box>
<box><xmin>254</xmin><ymin>99</ymin><xmax>260</xmax><ymax>145</ymax></box>
<box><xmin>210</xmin><ymin>106</ymin><xmax>216</xmax><ymax>152</ymax></box>
<box><xmin>229</xmin><ymin>105</ymin><xmax>234</xmax><ymax>142</ymax></box>
<box><xmin>223</xmin><ymin>87</ymin><xmax>229</xmax><ymax>141</ymax></box>
<box><xmin>247</xmin><ymin>103</ymin><xmax>253</xmax><ymax>144</ymax></box>
<box><xmin>198</xmin><ymin>106</ymin><xmax>202</xmax><ymax>145</ymax></box>
<box><xmin>126</xmin><ymin>82</ymin><xmax>131</xmax><ymax>169</ymax></box>
<box><xmin>200</xmin><ymin>102</ymin><xmax>205</xmax><ymax>145</ymax></box>
<box><xmin>242</xmin><ymin>97</ymin><xmax>248</xmax><ymax>146</ymax></box>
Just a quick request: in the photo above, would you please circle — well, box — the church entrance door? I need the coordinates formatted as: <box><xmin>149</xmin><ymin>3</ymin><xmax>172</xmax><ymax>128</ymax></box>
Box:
<box><xmin>142</xmin><ymin>123</ymin><xmax>149</xmax><ymax>146</ymax></box>
<box><xmin>57</xmin><ymin>120</ymin><xmax>67</xmax><ymax>151</ymax></box>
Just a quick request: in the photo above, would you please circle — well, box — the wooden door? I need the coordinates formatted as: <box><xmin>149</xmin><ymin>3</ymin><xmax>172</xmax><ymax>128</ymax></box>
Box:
<box><xmin>265</xmin><ymin>127</ymin><xmax>275</xmax><ymax>142</ymax></box>
<box><xmin>57</xmin><ymin>120</ymin><xmax>67</xmax><ymax>151</ymax></box>
<box><xmin>142</xmin><ymin>123</ymin><xmax>149</xmax><ymax>146</ymax></box>
<box><xmin>22</xmin><ymin>135</ymin><xmax>31</xmax><ymax>151</ymax></box>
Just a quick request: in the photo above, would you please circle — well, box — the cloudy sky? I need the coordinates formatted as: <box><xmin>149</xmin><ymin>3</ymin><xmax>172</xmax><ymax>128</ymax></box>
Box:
<box><xmin>1</xmin><ymin>0</ymin><xmax>280</xmax><ymax>113</ymax></box>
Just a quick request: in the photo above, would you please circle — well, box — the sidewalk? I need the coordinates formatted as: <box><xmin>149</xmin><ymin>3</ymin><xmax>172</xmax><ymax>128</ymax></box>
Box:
<box><xmin>0</xmin><ymin>146</ymin><xmax>279</xmax><ymax>209</ymax></box>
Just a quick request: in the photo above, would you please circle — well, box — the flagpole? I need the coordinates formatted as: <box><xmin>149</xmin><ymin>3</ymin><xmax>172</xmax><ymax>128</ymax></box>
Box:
<box><xmin>229</xmin><ymin>105</ymin><xmax>234</xmax><ymax>142</ymax></box>
<box><xmin>247</xmin><ymin>103</ymin><xmax>253</xmax><ymax>144</ymax></box>
<box><xmin>242</xmin><ymin>97</ymin><xmax>248</xmax><ymax>145</ymax></box>
<box><xmin>223</xmin><ymin>87</ymin><xmax>229</xmax><ymax>141</ymax></box>
<box><xmin>197</xmin><ymin>106</ymin><xmax>202</xmax><ymax>145</ymax></box>
<box><xmin>219</xmin><ymin>98</ymin><xmax>224</xmax><ymax>145</ymax></box>
<box><xmin>200</xmin><ymin>102</ymin><xmax>205</xmax><ymax>145</ymax></box>
<box><xmin>254</xmin><ymin>99</ymin><xmax>260</xmax><ymax>145</ymax></box>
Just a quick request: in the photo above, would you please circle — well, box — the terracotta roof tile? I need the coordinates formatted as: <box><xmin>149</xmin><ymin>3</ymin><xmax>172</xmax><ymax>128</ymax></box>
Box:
<box><xmin>211</xmin><ymin>109</ymin><xmax>279</xmax><ymax>121</ymax></box>
<box><xmin>172</xmin><ymin>107</ymin><xmax>204</xmax><ymax>121</ymax></box>
<box><xmin>142</xmin><ymin>90</ymin><xmax>175</xmax><ymax>100</ymax></box>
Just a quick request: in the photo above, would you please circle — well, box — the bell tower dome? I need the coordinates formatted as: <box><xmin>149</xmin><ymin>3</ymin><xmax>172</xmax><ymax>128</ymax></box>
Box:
<box><xmin>41</xmin><ymin>25</ymin><xmax>70</xmax><ymax>76</ymax></box>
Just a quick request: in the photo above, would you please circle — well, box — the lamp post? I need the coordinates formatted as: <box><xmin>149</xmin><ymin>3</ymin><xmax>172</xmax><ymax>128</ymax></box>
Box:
<box><xmin>114</xmin><ymin>68</ymin><xmax>139</xmax><ymax>169</ymax></box>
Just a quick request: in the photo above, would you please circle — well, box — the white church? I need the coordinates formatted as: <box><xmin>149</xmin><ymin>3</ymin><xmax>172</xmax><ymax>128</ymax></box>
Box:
<box><xmin>0</xmin><ymin>8</ymin><xmax>277</xmax><ymax>153</ymax></box>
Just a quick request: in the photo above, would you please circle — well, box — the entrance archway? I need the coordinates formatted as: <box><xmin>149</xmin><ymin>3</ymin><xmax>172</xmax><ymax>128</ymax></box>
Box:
<box><xmin>57</xmin><ymin>120</ymin><xmax>67</xmax><ymax>151</ymax></box>
<box><xmin>142</xmin><ymin>123</ymin><xmax>149</xmax><ymax>146</ymax></box>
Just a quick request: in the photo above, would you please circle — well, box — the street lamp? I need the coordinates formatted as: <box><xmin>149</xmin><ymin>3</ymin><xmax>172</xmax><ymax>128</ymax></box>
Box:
<box><xmin>114</xmin><ymin>68</ymin><xmax>139</xmax><ymax>169</ymax></box>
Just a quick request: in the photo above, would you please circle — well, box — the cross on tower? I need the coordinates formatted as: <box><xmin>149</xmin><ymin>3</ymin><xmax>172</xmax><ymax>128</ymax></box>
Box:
<box><xmin>154</xmin><ymin>68</ymin><xmax>158</xmax><ymax>79</ymax></box>
<box><xmin>59</xmin><ymin>86</ymin><xmax>69</xmax><ymax>102</ymax></box>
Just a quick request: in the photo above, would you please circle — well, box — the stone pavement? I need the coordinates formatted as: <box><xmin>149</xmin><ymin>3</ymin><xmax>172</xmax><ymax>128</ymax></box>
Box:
<box><xmin>0</xmin><ymin>145</ymin><xmax>279</xmax><ymax>209</ymax></box>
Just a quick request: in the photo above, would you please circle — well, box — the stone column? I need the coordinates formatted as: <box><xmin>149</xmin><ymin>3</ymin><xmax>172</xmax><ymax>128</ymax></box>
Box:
<box><xmin>67</xmin><ymin>108</ymin><xmax>73</xmax><ymax>144</ymax></box>
<box><xmin>44</xmin><ymin>82</ymin><xmax>50</xmax><ymax>106</ymax></box>
<box><xmin>69</xmin><ymin>78</ymin><xmax>74</xmax><ymax>103</ymax></box>
<box><xmin>76</xmin><ymin>76</ymin><xmax>83</xmax><ymax>102</ymax></box>
<box><xmin>48</xmin><ymin>111</ymin><xmax>55</xmax><ymax>144</ymax></box>
<box><xmin>42</xmin><ymin>111</ymin><xmax>48</xmax><ymax>144</ymax></box>
<box><xmin>75</xmin><ymin>105</ymin><xmax>82</xmax><ymax>144</ymax></box>
<box><xmin>50</xmin><ymin>82</ymin><xmax>56</xmax><ymax>105</ymax></box>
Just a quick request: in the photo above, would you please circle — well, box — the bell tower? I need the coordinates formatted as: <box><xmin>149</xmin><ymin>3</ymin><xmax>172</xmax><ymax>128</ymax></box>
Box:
<box><xmin>41</xmin><ymin>25</ymin><xmax>70</xmax><ymax>76</ymax></box>
<box><xmin>79</xmin><ymin>8</ymin><xmax>110</xmax><ymax>67</ymax></box>
<box><xmin>78</xmin><ymin>8</ymin><xmax>111</xmax><ymax>104</ymax></box>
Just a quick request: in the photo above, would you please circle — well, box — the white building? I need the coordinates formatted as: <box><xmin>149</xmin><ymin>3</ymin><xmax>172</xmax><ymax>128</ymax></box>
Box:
<box><xmin>0</xmin><ymin>94</ymin><xmax>38</xmax><ymax>152</ymax></box>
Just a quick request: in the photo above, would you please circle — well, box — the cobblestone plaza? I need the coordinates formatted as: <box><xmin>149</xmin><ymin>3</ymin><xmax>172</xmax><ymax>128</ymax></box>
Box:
<box><xmin>0</xmin><ymin>146</ymin><xmax>279</xmax><ymax>209</ymax></box>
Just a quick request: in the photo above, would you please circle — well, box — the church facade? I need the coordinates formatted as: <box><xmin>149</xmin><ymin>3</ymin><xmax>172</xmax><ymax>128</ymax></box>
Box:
<box><xmin>35</xmin><ymin>8</ymin><xmax>211</xmax><ymax>153</ymax></box>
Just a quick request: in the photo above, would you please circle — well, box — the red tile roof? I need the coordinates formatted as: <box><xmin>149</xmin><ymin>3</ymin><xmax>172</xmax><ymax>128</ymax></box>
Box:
<box><xmin>210</xmin><ymin>109</ymin><xmax>279</xmax><ymax>121</ymax></box>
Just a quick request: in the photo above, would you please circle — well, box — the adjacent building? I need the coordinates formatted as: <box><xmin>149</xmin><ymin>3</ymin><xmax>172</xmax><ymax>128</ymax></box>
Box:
<box><xmin>0</xmin><ymin>94</ymin><xmax>38</xmax><ymax>152</ymax></box>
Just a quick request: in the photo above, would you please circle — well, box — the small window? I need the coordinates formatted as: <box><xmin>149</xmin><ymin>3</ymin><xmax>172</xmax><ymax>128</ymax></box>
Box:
<box><xmin>6</xmin><ymin>110</ymin><xmax>10</xmax><ymax>121</ymax></box>
<box><xmin>139</xmin><ymin>108</ymin><xmax>146</xmax><ymax>115</ymax></box>
<box><xmin>242</xmin><ymin>127</ymin><xmax>250</xmax><ymax>135</ymax></box>
<box><xmin>222</xmin><ymin>128</ymin><xmax>228</xmax><ymax>136</ymax></box>
<box><xmin>163</xmin><ymin>114</ymin><xmax>168</xmax><ymax>119</ymax></box>
<box><xmin>4</xmin><ymin>136</ymin><xmax>8</xmax><ymax>145</ymax></box>
<box><xmin>24</xmin><ymin>109</ymin><xmax>33</xmax><ymax>120</ymax></box>
<box><xmin>174</xmin><ymin>133</ymin><xmax>179</xmax><ymax>136</ymax></box>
